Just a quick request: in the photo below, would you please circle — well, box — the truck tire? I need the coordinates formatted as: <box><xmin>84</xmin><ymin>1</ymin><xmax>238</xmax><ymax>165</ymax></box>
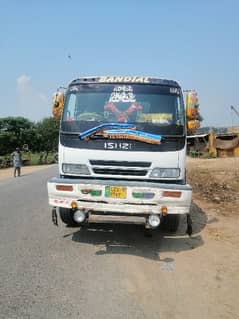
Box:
<box><xmin>59</xmin><ymin>208</ymin><xmax>78</xmax><ymax>227</ymax></box>
<box><xmin>161</xmin><ymin>214</ymin><xmax>180</xmax><ymax>233</ymax></box>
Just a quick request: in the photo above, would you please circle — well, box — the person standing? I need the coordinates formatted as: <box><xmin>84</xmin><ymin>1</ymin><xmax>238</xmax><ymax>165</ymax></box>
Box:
<box><xmin>11</xmin><ymin>148</ymin><xmax>22</xmax><ymax>177</ymax></box>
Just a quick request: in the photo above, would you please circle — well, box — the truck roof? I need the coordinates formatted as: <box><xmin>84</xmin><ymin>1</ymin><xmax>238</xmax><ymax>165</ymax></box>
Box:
<box><xmin>68</xmin><ymin>76</ymin><xmax>180</xmax><ymax>88</ymax></box>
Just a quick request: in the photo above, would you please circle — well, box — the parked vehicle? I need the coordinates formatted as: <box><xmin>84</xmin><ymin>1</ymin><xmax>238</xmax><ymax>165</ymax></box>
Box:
<box><xmin>48</xmin><ymin>76</ymin><xmax>196</xmax><ymax>234</ymax></box>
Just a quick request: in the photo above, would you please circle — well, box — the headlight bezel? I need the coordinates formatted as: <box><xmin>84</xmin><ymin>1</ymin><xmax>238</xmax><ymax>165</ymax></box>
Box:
<box><xmin>149</xmin><ymin>167</ymin><xmax>180</xmax><ymax>179</ymax></box>
<box><xmin>62</xmin><ymin>163</ymin><xmax>90</xmax><ymax>175</ymax></box>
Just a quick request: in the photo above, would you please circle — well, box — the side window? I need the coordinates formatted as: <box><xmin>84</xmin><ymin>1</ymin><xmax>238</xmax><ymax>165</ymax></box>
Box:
<box><xmin>66</xmin><ymin>94</ymin><xmax>76</xmax><ymax>119</ymax></box>
<box><xmin>176</xmin><ymin>96</ymin><xmax>185</xmax><ymax>125</ymax></box>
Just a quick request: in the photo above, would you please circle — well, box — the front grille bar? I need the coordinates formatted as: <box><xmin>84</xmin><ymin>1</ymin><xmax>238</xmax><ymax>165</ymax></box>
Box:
<box><xmin>90</xmin><ymin>160</ymin><xmax>151</xmax><ymax>168</ymax></box>
<box><xmin>92</xmin><ymin>168</ymin><xmax>148</xmax><ymax>176</ymax></box>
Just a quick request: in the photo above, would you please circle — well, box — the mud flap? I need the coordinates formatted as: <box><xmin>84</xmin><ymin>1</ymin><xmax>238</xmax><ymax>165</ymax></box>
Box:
<box><xmin>52</xmin><ymin>207</ymin><xmax>58</xmax><ymax>226</ymax></box>
<box><xmin>186</xmin><ymin>213</ymin><xmax>192</xmax><ymax>236</ymax></box>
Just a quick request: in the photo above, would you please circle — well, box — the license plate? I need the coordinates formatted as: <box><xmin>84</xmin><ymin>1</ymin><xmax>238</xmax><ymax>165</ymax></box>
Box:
<box><xmin>105</xmin><ymin>186</ymin><xmax>127</xmax><ymax>199</ymax></box>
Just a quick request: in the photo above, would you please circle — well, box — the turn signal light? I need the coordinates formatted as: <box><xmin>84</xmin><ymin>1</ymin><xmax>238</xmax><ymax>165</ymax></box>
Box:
<box><xmin>162</xmin><ymin>191</ymin><xmax>181</xmax><ymax>198</ymax></box>
<box><xmin>71</xmin><ymin>201</ymin><xmax>78</xmax><ymax>210</ymax></box>
<box><xmin>161</xmin><ymin>206</ymin><xmax>168</xmax><ymax>216</ymax></box>
<box><xmin>56</xmin><ymin>185</ymin><xmax>73</xmax><ymax>191</ymax></box>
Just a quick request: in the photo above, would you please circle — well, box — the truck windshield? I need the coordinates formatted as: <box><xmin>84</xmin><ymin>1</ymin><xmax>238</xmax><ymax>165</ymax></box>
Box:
<box><xmin>61</xmin><ymin>83</ymin><xmax>185</xmax><ymax>136</ymax></box>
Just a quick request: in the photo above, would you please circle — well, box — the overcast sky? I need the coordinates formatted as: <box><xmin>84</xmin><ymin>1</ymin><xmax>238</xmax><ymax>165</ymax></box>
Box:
<box><xmin>0</xmin><ymin>0</ymin><xmax>239</xmax><ymax>127</ymax></box>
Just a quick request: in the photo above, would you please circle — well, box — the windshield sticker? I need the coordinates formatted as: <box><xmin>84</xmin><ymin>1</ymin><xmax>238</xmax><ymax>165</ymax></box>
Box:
<box><xmin>104</xmin><ymin>101</ymin><xmax>142</xmax><ymax>122</ymax></box>
<box><xmin>170</xmin><ymin>87</ymin><xmax>180</xmax><ymax>94</ymax></box>
<box><xmin>98</xmin><ymin>76</ymin><xmax>151</xmax><ymax>83</ymax></box>
<box><xmin>69</xmin><ymin>86</ymin><xmax>79</xmax><ymax>92</ymax></box>
<box><xmin>139</xmin><ymin>113</ymin><xmax>173</xmax><ymax>124</ymax></box>
<box><xmin>109</xmin><ymin>85</ymin><xmax>136</xmax><ymax>103</ymax></box>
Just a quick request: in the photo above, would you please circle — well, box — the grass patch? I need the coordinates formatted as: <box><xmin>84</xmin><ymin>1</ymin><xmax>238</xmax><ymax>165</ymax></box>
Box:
<box><xmin>0</xmin><ymin>152</ymin><xmax>57</xmax><ymax>168</ymax></box>
<box><xmin>27</xmin><ymin>152</ymin><xmax>57</xmax><ymax>165</ymax></box>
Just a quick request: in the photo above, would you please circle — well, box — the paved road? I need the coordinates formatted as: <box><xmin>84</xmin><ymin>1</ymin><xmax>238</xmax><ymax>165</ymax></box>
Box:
<box><xmin>1</xmin><ymin>166</ymin><xmax>227</xmax><ymax>319</ymax></box>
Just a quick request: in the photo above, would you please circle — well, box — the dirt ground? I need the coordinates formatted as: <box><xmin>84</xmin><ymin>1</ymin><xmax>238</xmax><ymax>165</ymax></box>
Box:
<box><xmin>187</xmin><ymin>156</ymin><xmax>239</xmax><ymax>219</ymax></box>
<box><xmin>184</xmin><ymin>157</ymin><xmax>239</xmax><ymax>318</ymax></box>
<box><xmin>187</xmin><ymin>156</ymin><xmax>239</xmax><ymax>247</ymax></box>
<box><xmin>0</xmin><ymin>165</ymin><xmax>53</xmax><ymax>180</ymax></box>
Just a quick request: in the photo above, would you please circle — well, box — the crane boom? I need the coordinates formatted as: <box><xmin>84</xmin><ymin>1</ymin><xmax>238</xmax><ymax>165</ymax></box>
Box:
<box><xmin>231</xmin><ymin>105</ymin><xmax>239</xmax><ymax>117</ymax></box>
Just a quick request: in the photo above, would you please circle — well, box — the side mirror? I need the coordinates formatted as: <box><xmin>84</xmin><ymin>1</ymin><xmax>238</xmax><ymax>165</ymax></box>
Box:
<box><xmin>52</xmin><ymin>92</ymin><xmax>64</xmax><ymax>118</ymax></box>
<box><xmin>186</xmin><ymin>91</ymin><xmax>201</xmax><ymax>134</ymax></box>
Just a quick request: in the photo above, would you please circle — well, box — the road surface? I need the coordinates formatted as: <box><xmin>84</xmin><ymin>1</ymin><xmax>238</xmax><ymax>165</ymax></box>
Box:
<box><xmin>0</xmin><ymin>165</ymin><xmax>238</xmax><ymax>319</ymax></box>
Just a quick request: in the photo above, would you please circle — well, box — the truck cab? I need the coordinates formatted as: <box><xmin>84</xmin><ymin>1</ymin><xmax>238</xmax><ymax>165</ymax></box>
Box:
<box><xmin>48</xmin><ymin>76</ymin><xmax>192</xmax><ymax>232</ymax></box>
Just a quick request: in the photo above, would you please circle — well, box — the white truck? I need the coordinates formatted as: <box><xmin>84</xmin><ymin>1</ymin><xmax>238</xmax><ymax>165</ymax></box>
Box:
<box><xmin>48</xmin><ymin>76</ymin><xmax>193</xmax><ymax>234</ymax></box>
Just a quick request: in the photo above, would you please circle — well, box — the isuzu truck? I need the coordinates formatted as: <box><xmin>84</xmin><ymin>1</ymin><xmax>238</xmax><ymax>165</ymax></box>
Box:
<box><xmin>48</xmin><ymin>76</ymin><xmax>196</xmax><ymax>234</ymax></box>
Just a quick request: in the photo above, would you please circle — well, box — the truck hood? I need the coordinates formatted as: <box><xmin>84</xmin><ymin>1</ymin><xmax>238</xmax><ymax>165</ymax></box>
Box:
<box><xmin>59</xmin><ymin>146</ymin><xmax>186</xmax><ymax>181</ymax></box>
<box><xmin>61</xmin><ymin>147</ymin><xmax>180</xmax><ymax>168</ymax></box>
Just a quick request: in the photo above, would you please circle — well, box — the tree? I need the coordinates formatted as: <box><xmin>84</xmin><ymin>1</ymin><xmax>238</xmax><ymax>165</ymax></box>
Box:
<box><xmin>0</xmin><ymin>117</ymin><xmax>36</xmax><ymax>155</ymax></box>
<box><xmin>0</xmin><ymin>116</ymin><xmax>60</xmax><ymax>159</ymax></box>
<box><xmin>35</xmin><ymin>117</ymin><xmax>60</xmax><ymax>161</ymax></box>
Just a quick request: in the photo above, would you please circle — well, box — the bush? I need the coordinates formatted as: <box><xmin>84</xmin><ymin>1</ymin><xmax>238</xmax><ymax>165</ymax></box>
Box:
<box><xmin>0</xmin><ymin>155</ymin><xmax>11</xmax><ymax>168</ymax></box>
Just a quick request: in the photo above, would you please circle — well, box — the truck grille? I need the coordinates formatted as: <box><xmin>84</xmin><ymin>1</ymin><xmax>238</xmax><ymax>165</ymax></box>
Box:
<box><xmin>92</xmin><ymin>168</ymin><xmax>147</xmax><ymax>176</ymax></box>
<box><xmin>89</xmin><ymin>160</ymin><xmax>151</xmax><ymax>167</ymax></box>
<box><xmin>89</xmin><ymin>160</ymin><xmax>151</xmax><ymax>177</ymax></box>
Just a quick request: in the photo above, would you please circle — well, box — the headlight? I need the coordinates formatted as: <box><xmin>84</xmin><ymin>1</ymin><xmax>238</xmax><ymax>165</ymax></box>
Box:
<box><xmin>150</xmin><ymin>168</ymin><xmax>180</xmax><ymax>178</ymax></box>
<box><xmin>62</xmin><ymin>163</ymin><xmax>90</xmax><ymax>175</ymax></box>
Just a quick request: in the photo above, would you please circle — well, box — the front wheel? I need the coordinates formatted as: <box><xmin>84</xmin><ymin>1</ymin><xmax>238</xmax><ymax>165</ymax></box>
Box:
<box><xmin>161</xmin><ymin>214</ymin><xmax>180</xmax><ymax>233</ymax></box>
<box><xmin>59</xmin><ymin>208</ymin><xmax>78</xmax><ymax>227</ymax></box>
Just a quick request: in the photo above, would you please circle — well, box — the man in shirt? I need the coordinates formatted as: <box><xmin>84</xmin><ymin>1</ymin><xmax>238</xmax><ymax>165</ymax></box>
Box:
<box><xmin>11</xmin><ymin>148</ymin><xmax>22</xmax><ymax>177</ymax></box>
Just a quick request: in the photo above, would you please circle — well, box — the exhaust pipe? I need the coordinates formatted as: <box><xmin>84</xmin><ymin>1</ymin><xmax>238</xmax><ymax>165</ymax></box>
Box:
<box><xmin>73</xmin><ymin>210</ymin><xmax>86</xmax><ymax>224</ymax></box>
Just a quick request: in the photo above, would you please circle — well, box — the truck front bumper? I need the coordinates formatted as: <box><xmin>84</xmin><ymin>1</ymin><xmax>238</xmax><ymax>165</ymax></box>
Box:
<box><xmin>47</xmin><ymin>178</ymin><xmax>192</xmax><ymax>216</ymax></box>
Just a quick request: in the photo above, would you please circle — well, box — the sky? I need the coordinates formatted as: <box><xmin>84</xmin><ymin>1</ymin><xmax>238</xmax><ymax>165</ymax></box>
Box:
<box><xmin>0</xmin><ymin>0</ymin><xmax>239</xmax><ymax>127</ymax></box>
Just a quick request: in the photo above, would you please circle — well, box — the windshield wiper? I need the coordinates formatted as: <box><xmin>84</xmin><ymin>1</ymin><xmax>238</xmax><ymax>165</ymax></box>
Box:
<box><xmin>79</xmin><ymin>123</ymin><xmax>162</xmax><ymax>145</ymax></box>
<box><xmin>60</xmin><ymin>130</ymin><xmax>80</xmax><ymax>135</ymax></box>
<box><xmin>79</xmin><ymin>123</ymin><xmax>135</xmax><ymax>139</ymax></box>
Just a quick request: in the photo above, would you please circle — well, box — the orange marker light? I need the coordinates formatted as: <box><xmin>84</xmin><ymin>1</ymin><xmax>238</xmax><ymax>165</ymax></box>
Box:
<box><xmin>71</xmin><ymin>201</ymin><xmax>77</xmax><ymax>210</ymax></box>
<box><xmin>161</xmin><ymin>206</ymin><xmax>168</xmax><ymax>215</ymax></box>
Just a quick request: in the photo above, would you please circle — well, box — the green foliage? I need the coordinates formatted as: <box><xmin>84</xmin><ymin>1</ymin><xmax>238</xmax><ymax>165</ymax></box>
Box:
<box><xmin>0</xmin><ymin>117</ymin><xmax>36</xmax><ymax>155</ymax></box>
<box><xmin>35</xmin><ymin>117</ymin><xmax>60</xmax><ymax>153</ymax></box>
<box><xmin>201</xmin><ymin>152</ymin><xmax>217</xmax><ymax>159</ymax></box>
<box><xmin>188</xmin><ymin>151</ymin><xmax>217</xmax><ymax>159</ymax></box>
<box><xmin>0</xmin><ymin>154</ymin><xmax>11</xmax><ymax>168</ymax></box>
<box><xmin>188</xmin><ymin>151</ymin><xmax>201</xmax><ymax>158</ymax></box>
<box><xmin>30</xmin><ymin>152</ymin><xmax>57</xmax><ymax>165</ymax></box>
<box><xmin>0</xmin><ymin>116</ymin><xmax>60</xmax><ymax>156</ymax></box>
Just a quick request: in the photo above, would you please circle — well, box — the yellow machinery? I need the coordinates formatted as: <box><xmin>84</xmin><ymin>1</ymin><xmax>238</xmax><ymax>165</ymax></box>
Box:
<box><xmin>186</xmin><ymin>90</ymin><xmax>201</xmax><ymax>135</ymax></box>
